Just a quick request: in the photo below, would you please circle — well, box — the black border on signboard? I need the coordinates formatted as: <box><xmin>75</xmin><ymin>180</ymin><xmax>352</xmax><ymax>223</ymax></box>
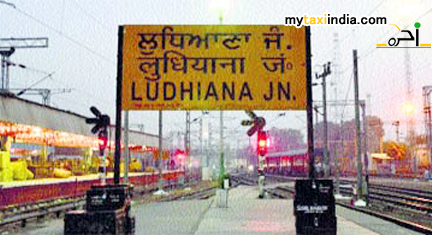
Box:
<box><xmin>305</xmin><ymin>26</ymin><xmax>315</xmax><ymax>179</ymax></box>
<box><xmin>114</xmin><ymin>25</ymin><xmax>124</xmax><ymax>185</ymax></box>
<box><xmin>113</xmin><ymin>25</ymin><xmax>315</xmax><ymax>184</ymax></box>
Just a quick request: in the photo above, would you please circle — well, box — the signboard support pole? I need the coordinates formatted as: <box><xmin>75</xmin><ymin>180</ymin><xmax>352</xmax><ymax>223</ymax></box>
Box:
<box><xmin>158</xmin><ymin>110</ymin><xmax>163</xmax><ymax>191</ymax></box>
<box><xmin>124</xmin><ymin>110</ymin><xmax>130</xmax><ymax>184</ymax></box>
<box><xmin>305</xmin><ymin>26</ymin><xmax>315</xmax><ymax>179</ymax></box>
<box><xmin>114</xmin><ymin>26</ymin><xmax>124</xmax><ymax>185</ymax></box>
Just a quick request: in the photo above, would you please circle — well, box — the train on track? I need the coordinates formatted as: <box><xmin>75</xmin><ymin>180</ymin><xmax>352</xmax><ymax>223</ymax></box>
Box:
<box><xmin>262</xmin><ymin>148</ymin><xmax>427</xmax><ymax>178</ymax></box>
<box><xmin>264</xmin><ymin>149</ymin><xmax>310</xmax><ymax>177</ymax></box>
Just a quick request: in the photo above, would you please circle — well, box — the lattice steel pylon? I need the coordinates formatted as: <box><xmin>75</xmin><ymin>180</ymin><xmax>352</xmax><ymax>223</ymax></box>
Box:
<box><xmin>404</xmin><ymin>45</ymin><xmax>416</xmax><ymax>176</ymax></box>
<box><xmin>0</xmin><ymin>38</ymin><xmax>48</xmax><ymax>90</ymax></box>
<box><xmin>185</xmin><ymin>111</ymin><xmax>191</xmax><ymax>180</ymax></box>
<box><xmin>423</xmin><ymin>86</ymin><xmax>432</xmax><ymax>172</ymax></box>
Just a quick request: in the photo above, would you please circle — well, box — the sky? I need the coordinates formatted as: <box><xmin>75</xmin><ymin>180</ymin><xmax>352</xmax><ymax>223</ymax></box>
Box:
<box><xmin>1</xmin><ymin>0</ymin><xmax>432</xmax><ymax>150</ymax></box>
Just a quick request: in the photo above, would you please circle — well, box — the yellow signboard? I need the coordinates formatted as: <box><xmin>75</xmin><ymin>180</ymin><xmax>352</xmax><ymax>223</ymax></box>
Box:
<box><xmin>121</xmin><ymin>25</ymin><xmax>306</xmax><ymax>110</ymax></box>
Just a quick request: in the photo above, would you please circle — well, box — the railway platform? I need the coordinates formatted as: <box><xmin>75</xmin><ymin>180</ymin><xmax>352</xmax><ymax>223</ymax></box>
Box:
<box><xmin>18</xmin><ymin>184</ymin><xmax>424</xmax><ymax>235</ymax></box>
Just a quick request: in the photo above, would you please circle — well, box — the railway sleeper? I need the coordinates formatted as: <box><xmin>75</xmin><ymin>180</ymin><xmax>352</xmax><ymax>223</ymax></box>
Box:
<box><xmin>369</xmin><ymin>185</ymin><xmax>432</xmax><ymax>200</ymax></box>
<box><xmin>370</xmin><ymin>189</ymin><xmax>432</xmax><ymax>205</ymax></box>
<box><xmin>369</xmin><ymin>195</ymin><xmax>432</xmax><ymax>213</ymax></box>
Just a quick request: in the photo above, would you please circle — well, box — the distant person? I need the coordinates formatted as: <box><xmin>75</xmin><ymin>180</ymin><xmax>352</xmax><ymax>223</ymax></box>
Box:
<box><xmin>424</xmin><ymin>170</ymin><xmax>430</xmax><ymax>180</ymax></box>
<box><xmin>315</xmin><ymin>164</ymin><xmax>324</xmax><ymax>178</ymax></box>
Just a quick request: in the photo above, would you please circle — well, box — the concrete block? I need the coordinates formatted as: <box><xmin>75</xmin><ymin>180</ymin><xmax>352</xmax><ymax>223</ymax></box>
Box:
<box><xmin>216</xmin><ymin>189</ymin><xmax>228</xmax><ymax>208</ymax></box>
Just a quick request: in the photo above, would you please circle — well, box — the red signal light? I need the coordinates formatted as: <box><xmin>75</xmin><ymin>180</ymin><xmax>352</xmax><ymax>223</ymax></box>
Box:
<box><xmin>257</xmin><ymin>130</ymin><xmax>268</xmax><ymax>156</ymax></box>
<box><xmin>98</xmin><ymin>130</ymin><xmax>108</xmax><ymax>155</ymax></box>
<box><xmin>174</xmin><ymin>149</ymin><xmax>185</xmax><ymax>161</ymax></box>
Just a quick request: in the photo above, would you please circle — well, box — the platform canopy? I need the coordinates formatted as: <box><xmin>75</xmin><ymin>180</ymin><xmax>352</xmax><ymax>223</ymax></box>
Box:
<box><xmin>0</xmin><ymin>92</ymin><xmax>162</xmax><ymax>148</ymax></box>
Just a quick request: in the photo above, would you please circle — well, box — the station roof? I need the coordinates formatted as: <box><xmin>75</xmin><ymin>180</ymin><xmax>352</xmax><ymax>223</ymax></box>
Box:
<box><xmin>0</xmin><ymin>92</ymin><xmax>163</xmax><ymax>148</ymax></box>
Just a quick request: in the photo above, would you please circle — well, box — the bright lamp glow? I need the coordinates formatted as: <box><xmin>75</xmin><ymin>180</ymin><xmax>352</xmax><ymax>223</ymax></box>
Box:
<box><xmin>210</xmin><ymin>0</ymin><xmax>230</xmax><ymax>12</ymax></box>
<box><xmin>402</xmin><ymin>103</ymin><xmax>415</xmax><ymax>114</ymax></box>
<box><xmin>248</xmin><ymin>165</ymin><xmax>254</xmax><ymax>172</ymax></box>
<box><xmin>258</xmin><ymin>140</ymin><xmax>267</xmax><ymax>147</ymax></box>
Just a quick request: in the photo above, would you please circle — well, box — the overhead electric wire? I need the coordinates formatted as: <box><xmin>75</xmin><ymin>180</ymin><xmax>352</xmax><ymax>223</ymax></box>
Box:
<box><xmin>11</xmin><ymin>6</ymin><xmax>114</xmax><ymax>64</ymax></box>
<box><xmin>70</xmin><ymin>0</ymin><xmax>112</xmax><ymax>32</ymax></box>
<box><xmin>340</xmin><ymin>73</ymin><xmax>354</xmax><ymax>122</ymax></box>
<box><xmin>16</xmin><ymin>72</ymin><xmax>55</xmax><ymax>96</ymax></box>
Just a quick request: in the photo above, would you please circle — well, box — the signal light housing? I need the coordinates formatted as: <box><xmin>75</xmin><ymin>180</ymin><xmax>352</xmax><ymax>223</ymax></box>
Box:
<box><xmin>98</xmin><ymin>130</ymin><xmax>108</xmax><ymax>156</ymax></box>
<box><xmin>257</xmin><ymin>130</ymin><xmax>268</xmax><ymax>156</ymax></box>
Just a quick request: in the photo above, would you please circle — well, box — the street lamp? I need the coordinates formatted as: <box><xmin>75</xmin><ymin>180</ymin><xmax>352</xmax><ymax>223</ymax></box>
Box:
<box><xmin>402</xmin><ymin>103</ymin><xmax>415</xmax><ymax>115</ymax></box>
<box><xmin>210</xmin><ymin>0</ymin><xmax>230</xmax><ymax>23</ymax></box>
<box><xmin>210</xmin><ymin>0</ymin><xmax>230</xmax><ymax>186</ymax></box>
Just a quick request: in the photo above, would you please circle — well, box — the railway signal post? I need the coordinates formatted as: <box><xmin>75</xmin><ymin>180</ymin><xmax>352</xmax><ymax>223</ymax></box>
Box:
<box><xmin>243</xmin><ymin>111</ymin><xmax>267</xmax><ymax>198</ymax></box>
<box><xmin>257</xmin><ymin>129</ymin><xmax>268</xmax><ymax>198</ymax></box>
<box><xmin>64</xmin><ymin>106</ymin><xmax>135</xmax><ymax>235</ymax></box>
<box><xmin>86</xmin><ymin>106</ymin><xmax>110</xmax><ymax>184</ymax></box>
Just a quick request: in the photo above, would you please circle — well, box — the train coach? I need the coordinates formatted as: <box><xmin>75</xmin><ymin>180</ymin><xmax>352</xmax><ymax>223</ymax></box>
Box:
<box><xmin>264</xmin><ymin>149</ymin><xmax>309</xmax><ymax>177</ymax></box>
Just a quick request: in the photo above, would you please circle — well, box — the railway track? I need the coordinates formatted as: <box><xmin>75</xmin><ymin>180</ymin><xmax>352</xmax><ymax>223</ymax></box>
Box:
<box><xmin>0</xmin><ymin>197</ymin><xmax>85</xmax><ymax>227</ymax></box>
<box><xmin>160</xmin><ymin>186</ymin><xmax>217</xmax><ymax>202</ymax></box>
<box><xmin>260</xmin><ymin>175</ymin><xmax>432</xmax><ymax>215</ymax></box>
<box><xmin>0</xmin><ymin>182</ymin><xmax>205</xmax><ymax>231</ymax></box>
<box><xmin>338</xmin><ymin>179</ymin><xmax>432</xmax><ymax>214</ymax></box>
<box><xmin>248</xmin><ymin>174</ymin><xmax>432</xmax><ymax>234</ymax></box>
<box><xmin>230</xmin><ymin>175</ymin><xmax>257</xmax><ymax>186</ymax></box>
<box><xmin>263</xmin><ymin>185</ymin><xmax>432</xmax><ymax>234</ymax></box>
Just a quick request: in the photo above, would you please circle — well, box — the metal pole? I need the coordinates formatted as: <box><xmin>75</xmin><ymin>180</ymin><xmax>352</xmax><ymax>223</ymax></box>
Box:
<box><xmin>361</xmin><ymin>102</ymin><xmax>369</xmax><ymax>205</ymax></box>
<box><xmin>423</xmin><ymin>87</ymin><xmax>432</xmax><ymax>174</ymax></box>
<box><xmin>306</xmin><ymin>27</ymin><xmax>315</xmax><ymax>179</ymax></box>
<box><xmin>334</xmin><ymin>143</ymin><xmax>339</xmax><ymax>195</ymax></box>
<box><xmin>427</xmin><ymin>105</ymin><xmax>432</xmax><ymax>174</ymax></box>
<box><xmin>207</xmin><ymin>118</ymin><xmax>211</xmax><ymax>168</ymax></box>
<box><xmin>316</xmin><ymin>62</ymin><xmax>331</xmax><ymax>177</ymax></box>
<box><xmin>337</xmin><ymin>120</ymin><xmax>344</xmax><ymax>195</ymax></box>
<box><xmin>101</xmin><ymin>151</ymin><xmax>106</xmax><ymax>185</ymax></box>
<box><xmin>396</xmin><ymin>122</ymin><xmax>400</xmax><ymax>143</ymax></box>
<box><xmin>200</xmin><ymin>114</ymin><xmax>203</xmax><ymax>167</ymax></box>
<box><xmin>1</xmin><ymin>55</ymin><xmax>6</xmax><ymax>89</ymax></box>
<box><xmin>1</xmin><ymin>55</ymin><xmax>5</xmax><ymax>89</ymax></box>
<box><xmin>124</xmin><ymin>111</ymin><xmax>130</xmax><ymax>184</ymax></box>
<box><xmin>158</xmin><ymin>110</ymin><xmax>163</xmax><ymax>190</ymax></box>
<box><xmin>322</xmin><ymin>69</ymin><xmax>329</xmax><ymax>177</ymax></box>
<box><xmin>353</xmin><ymin>50</ymin><xmax>363</xmax><ymax>200</ymax></box>
<box><xmin>185</xmin><ymin>111</ymin><xmax>190</xmax><ymax>182</ymax></box>
<box><xmin>5</xmin><ymin>57</ymin><xmax>10</xmax><ymax>90</ymax></box>
<box><xmin>219</xmin><ymin>110</ymin><xmax>225</xmax><ymax>184</ymax></box>
<box><xmin>114</xmin><ymin>26</ymin><xmax>124</xmax><ymax>185</ymax></box>
<box><xmin>429</xmin><ymin>107</ymin><xmax>432</xmax><ymax>173</ymax></box>
<box><xmin>218</xmin><ymin>10</ymin><xmax>225</xmax><ymax>185</ymax></box>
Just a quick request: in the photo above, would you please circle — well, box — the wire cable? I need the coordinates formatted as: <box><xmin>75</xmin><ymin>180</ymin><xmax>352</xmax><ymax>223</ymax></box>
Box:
<box><xmin>12</xmin><ymin>6</ymin><xmax>115</xmax><ymax>64</ymax></box>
